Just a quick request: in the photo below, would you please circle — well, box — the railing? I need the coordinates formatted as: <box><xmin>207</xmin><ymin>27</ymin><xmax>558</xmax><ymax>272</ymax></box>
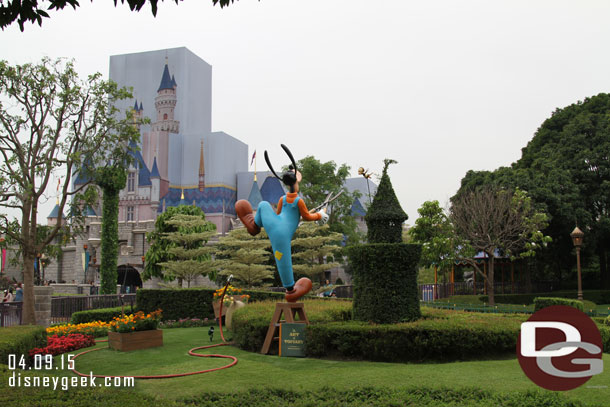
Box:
<box><xmin>419</xmin><ymin>281</ymin><xmax>560</xmax><ymax>301</ymax></box>
<box><xmin>333</xmin><ymin>285</ymin><xmax>353</xmax><ymax>298</ymax></box>
<box><xmin>51</xmin><ymin>294</ymin><xmax>136</xmax><ymax>324</ymax></box>
<box><xmin>0</xmin><ymin>301</ymin><xmax>23</xmax><ymax>327</ymax></box>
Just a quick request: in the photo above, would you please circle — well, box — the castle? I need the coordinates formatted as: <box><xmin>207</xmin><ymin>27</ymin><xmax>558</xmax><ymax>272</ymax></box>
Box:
<box><xmin>1</xmin><ymin>48</ymin><xmax>376</xmax><ymax>292</ymax></box>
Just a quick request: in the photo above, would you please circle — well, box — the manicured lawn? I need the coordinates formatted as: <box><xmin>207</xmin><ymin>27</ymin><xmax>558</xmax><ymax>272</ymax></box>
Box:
<box><xmin>64</xmin><ymin>327</ymin><xmax>610</xmax><ymax>406</ymax></box>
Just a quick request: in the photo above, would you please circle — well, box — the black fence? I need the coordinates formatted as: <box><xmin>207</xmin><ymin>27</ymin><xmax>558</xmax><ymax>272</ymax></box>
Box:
<box><xmin>0</xmin><ymin>302</ymin><xmax>23</xmax><ymax>327</ymax></box>
<box><xmin>51</xmin><ymin>294</ymin><xmax>136</xmax><ymax>324</ymax></box>
<box><xmin>419</xmin><ymin>281</ymin><xmax>558</xmax><ymax>301</ymax></box>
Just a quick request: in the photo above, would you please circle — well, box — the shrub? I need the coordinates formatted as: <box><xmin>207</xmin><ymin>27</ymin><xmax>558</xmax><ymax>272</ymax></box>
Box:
<box><xmin>231</xmin><ymin>300</ymin><xmax>530</xmax><ymax>361</ymax></box>
<box><xmin>533</xmin><ymin>297</ymin><xmax>584</xmax><ymax>312</ymax></box>
<box><xmin>364</xmin><ymin>159</ymin><xmax>408</xmax><ymax>244</ymax></box>
<box><xmin>159</xmin><ymin>317</ymin><xmax>214</xmax><ymax>329</ymax></box>
<box><xmin>181</xmin><ymin>387</ymin><xmax>583</xmax><ymax>407</ymax></box>
<box><xmin>136</xmin><ymin>287</ymin><xmax>284</xmax><ymax>321</ymax></box>
<box><xmin>70</xmin><ymin>307</ymin><xmax>127</xmax><ymax>324</ymax></box>
<box><xmin>347</xmin><ymin>243</ymin><xmax>421</xmax><ymax>323</ymax></box>
<box><xmin>0</xmin><ymin>325</ymin><xmax>47</xmax><ymax>366</ymax></box>
<box><xmin>29</xmin><ymin>334</ymin><xmax>95</xmax><ymax>357</ymax></box>
<box><xmin>481</xmin><ymin>290</ymin><xmax>610</xmax><ymax>305</ymax></box>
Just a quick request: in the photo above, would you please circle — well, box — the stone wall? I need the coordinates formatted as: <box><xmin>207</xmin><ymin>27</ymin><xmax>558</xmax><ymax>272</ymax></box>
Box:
<box><xmin>34</xmin><ymin>286</ymin><xmax>53</xmax><ymax>327</ymax></box>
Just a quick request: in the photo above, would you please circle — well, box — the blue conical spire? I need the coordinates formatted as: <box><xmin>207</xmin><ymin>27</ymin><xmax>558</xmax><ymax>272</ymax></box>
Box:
<box><xmin>133</xmin><ymin>99</ymin><xmax>139</xmax><ymax>110</ymax></box>
<box><xmin>158</xmin><ymin>62</ymin><xmax>174</xmax><ymax>92</ymax></box>
<box><xmin>150</xmin><ymin>157</ymin><xmax>160</xmax><ymax>179</ymax></box>
<box><xmin>48</xmin><ymin>203</ymin><xmax>64</xmax><ymax>219</ymax></box>
<box><xmin>139</xmin><ymin>101</ymin><xmax>143</xmax><ymax>111</ymax></box>
<box><xmin>247</xmin><ymin>180</ymin><xmax>263</xmax><ymax>210</ymax></box>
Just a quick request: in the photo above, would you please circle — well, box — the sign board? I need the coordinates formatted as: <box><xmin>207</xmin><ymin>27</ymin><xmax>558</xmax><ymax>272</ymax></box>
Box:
<box><xmin>279</xmin><ymin>323</ymin><xmax>306</xmax><ymax>357</ymax></box>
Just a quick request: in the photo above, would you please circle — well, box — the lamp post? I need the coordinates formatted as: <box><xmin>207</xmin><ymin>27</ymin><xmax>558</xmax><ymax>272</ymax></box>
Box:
<box><xmin>83</xmin><ymin>244</ymin><xmax>89</xmax><ymax>284</ymax></box>
<box><xmin>570</xmin><ymin>226</ymin><xmax>584</xmax><ymax>300</ymax></box>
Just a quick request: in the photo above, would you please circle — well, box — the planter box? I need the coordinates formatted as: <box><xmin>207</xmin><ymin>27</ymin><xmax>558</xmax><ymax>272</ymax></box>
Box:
<box><xmin>108</xmin><ymin>329</ymin><xmax>163</xmax><ymax>351</ymax></box>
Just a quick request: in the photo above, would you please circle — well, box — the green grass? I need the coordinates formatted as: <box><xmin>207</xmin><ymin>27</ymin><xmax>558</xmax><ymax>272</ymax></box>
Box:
<box><xmin>50</xmin><ymin>327</ymin><xmax>609</xmax><ymax>406</ymax></box>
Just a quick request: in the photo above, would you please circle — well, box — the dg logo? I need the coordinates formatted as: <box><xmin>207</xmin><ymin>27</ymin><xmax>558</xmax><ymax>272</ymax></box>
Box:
<box><xmin>517</xmin><ymin>305</ymin><xmax>604</xmax><ymax>391</ymax></box>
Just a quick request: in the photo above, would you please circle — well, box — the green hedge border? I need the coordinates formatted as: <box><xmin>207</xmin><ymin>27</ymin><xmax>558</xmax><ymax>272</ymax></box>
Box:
<box><xmin>480</xmin><ymin>290</ymin><xmax>610</xmax><ymax>305</ymax></box>
<box><xmin>533</xmin><ymin>297</ymin><xmax>584</xmax><ymax>312</ymax></box>
<box><xmin>0</xmin><ymin>325</ymin><xmax>47</xmax><ymax>366</ymax></box>
<box><xmin>70</xmin><ymin>307</ymin><xmax>128</xmax><ymax>324</ymax></box>
<box><xmin>232</xmin><ymin>304</ymin><xmax>610</xmax><ymax>362</ymax></box>
<box><xmin>136</xmin><ymin>288</ymin><xmax>284</xmax><ymax>321</ymax></box>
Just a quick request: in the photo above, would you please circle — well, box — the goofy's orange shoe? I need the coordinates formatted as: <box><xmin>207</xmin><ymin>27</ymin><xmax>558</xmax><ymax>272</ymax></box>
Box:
<box><xmin>235</xmin><ymin>199</ymin><xmax>261</xmax><ymax>236</ymax></box>
<box><xmin>285</xmin><ymin>277</ymin><xmax>313</xmax><ymax>302</ymax></box>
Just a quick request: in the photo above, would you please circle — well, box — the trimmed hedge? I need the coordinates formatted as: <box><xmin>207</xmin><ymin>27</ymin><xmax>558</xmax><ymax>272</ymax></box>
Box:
<box><xmin>181</xmin><ymin>387</ymin><xmax>584</xmax><ymax>407</ymax></box>
<box><xmin>533</xmin><ymin>297</ymin><xmax>584</xmax><ymax>312</ymax></box>
<box><xmin>0</xmin><ymin>364</ymin><xmax>584</xmax><ymax>407</ymax></box>
<box><xmin>136</xmin><ymin>287</ymin><xmax>284</xmax><ymax>321</ymax></box>
<box><xmin>70</xmin><ymin>307</ymin><xmax>127</xmax><ymax>324</ymax></box>
<box><xmin>480</xmin><ymin>290</ymin><xmax>610</xmax><ymax>305</ymax></box>
<box><xmin>347</xmin><ymin>243</ymin><xmax>421</xmax><ymax>323</ymax></box>
<box><xmin>305</xmin><ymin>320</ymin><xmax>518</xmax><ymax>362</ymax></box>
<box><xmin>232</xmin><ymin>301</ymin><xmax>531</xmax><ymax>362</ymax></box>
<box><xmin>0</xmin><ymin>325</ymin><xmax>47</xmax><ymax>366</ymax></box>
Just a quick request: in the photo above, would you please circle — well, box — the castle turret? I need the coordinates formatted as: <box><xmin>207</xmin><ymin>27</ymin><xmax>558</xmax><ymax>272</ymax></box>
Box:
<box><xmin>198</xmin><ymin>139</ymin><xmax>205</xmax><ymax>192</ymax></box>
<box><xmin>151</xmin><ymin>58</ymin><xmax>179</xmax><ymax>199</ymax></box>
<box><xmin>47</xmin><ymin>198</ymin><xmax>64</xmax><ymax>226</ymax></box>
<box><xmin>150</xmin><ymin>157</ymin><xmax>161</xmax><ymax>213</ymax></box>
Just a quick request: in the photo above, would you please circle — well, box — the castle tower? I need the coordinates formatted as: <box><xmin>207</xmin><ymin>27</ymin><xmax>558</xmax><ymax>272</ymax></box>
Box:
<box><xmin>150</xmin><ymin>157</ymin><xmax>161</xmax><ymax>213</ymax></box>
<box><xmin>198</xmin><ymin>139</ymin><xmax>205</xmax><ymax>192</ymax></box>
<box><xmin>151</xmin><ymin>58</ymin><xmax>179</xmax><ymax>199</ymax></box>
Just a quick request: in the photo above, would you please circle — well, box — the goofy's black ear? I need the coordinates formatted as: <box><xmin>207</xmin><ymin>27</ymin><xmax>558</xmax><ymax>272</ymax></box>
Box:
<box><xmin>281</xmin><ymin>144</ymin><xmax>297</xmax><ymax>174</ymax></box>
<box><xmin>264</xmin><ymin>150</ymin><xmax>281</xmax><ymax>180</ymax></box>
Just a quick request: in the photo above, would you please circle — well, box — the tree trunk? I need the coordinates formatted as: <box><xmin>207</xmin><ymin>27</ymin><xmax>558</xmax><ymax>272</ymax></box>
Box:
<box><xmin>600</xmin><ymin>247</ymin><xmax>609</xmax><ymax>290</ymax></box>
<box><xmin>22</xmin><ymin>249</ymin><xmax>36</xmax><ymax>324</ymax></box>
<box><xmin>487</xmin><ymin>255</ymin><xmax>495</xmax><ymax>306</ymax></box>
<box><xmin>521</xmin><ymin>259</ymin><xmax>532</xmax><ymax>294</ymax></box>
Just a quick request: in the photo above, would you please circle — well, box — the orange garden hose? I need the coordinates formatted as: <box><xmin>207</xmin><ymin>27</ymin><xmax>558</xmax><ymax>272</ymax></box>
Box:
<box><xmin>71</xmin><ymin>277</ymin><xmax>238</xmax><ymax>379</ymax></box>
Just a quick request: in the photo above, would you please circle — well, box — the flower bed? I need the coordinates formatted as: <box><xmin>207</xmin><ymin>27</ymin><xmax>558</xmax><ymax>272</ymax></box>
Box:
<box><xmin>47</xmin><ymin>321</ymin><xmax>111</xmax><ymax>338</ymax></box>
<box><xmin>109</xmin><ymin>309</ymin><xmax>162</xmax><ymax>333</ymax></box>
<box><xmin>29</xmin><ymin>334</ymin><xmax>95</xmax><ymax>357</ymax></box>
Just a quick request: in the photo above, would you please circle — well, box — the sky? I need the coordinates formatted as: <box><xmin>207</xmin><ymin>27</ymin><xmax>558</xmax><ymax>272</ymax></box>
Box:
<box><xmin>2</xmin><ymin>0</ymin><xmax>610</xmax><ymax>225</ymax></box>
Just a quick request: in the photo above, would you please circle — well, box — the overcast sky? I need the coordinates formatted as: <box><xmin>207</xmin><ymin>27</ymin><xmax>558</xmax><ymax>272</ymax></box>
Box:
<box><xmin>2</xmin><ymin>0</ymin><xmax>610</xmax><ymax>225</ymax></box>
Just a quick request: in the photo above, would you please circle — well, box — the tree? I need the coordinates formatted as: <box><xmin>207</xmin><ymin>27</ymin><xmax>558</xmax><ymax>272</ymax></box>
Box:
<box><xmin>450</xmin><ymin>186</ymin><xmax>551</xmax><ymax>305</ymax></box>
<box><xmin>0</xmin><ymin>58</ymin><xmax>139</xmax><ymax>323</ymax></box>
<box><xmin>215</xmin><ymin>227</ymin><xmax>274</xmax><ymax>287</ymax></box>
<box><xmin>458</xmin><ymin>93</ymin><xmax>610</xmax><ymax>289</ymax></box>
<box><xmin>144</xmin><ymin>205</ymin><xmax>216</xmax><ymax>282</ymax></box>
<box><xmin>157</xmin><ymin>214</ymin><xmax>216</xmax><ymax>288</ymax></box>
<box><xmin>293</xmin><ymin>155</ymin><xmax>361</xmax><ymax>245</ymax></box>
<box><xmin>1</xmin><ymin>0</ymin><xmax>238</xmax><ymax>31</ymax></box>
<box><xmin>291</xmin><ymin>222</ymin><xmax>343</xmax><ymax>282</ymax></box>
<box><xmin>409</xmin><ymin>200</ymin><xmax>456</xmax><ymax>276</ymax></box>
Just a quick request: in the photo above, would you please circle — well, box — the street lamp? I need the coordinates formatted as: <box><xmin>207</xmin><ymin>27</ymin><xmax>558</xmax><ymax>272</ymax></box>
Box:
<box><xmin>570</xmin><ymin>226</ymin><xmax>584</xmax><ymax>300</ymax></box>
